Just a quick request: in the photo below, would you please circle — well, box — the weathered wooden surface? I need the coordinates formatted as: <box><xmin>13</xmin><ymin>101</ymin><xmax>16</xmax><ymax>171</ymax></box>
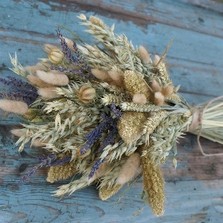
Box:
<box><xmin>0</xmin><ymin>0</ymin><xmax>223</xmax><ymax>222</ymax></box>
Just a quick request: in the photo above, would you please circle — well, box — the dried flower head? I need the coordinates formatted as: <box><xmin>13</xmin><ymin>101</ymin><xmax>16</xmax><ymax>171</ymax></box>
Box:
<box><xmin>36</xmin><ymin>70</ymin><xmax>69</xmax><ymax>86</ymax></box>
<box><xmin>132</xmin><ymin>93</ymin><xmax>147</xmax><ymax>105</ymax></box>
<box><xmin>48</xmin><ymin>49</ymin><xmax>64</xmax><ymax>64</ymax></box>
<box><xmin>141</xmin><ymin>154</ymin><xmax>165</xmax><ymax>216</ymax></box>
<box><xmin>138</xmin><ymin>45</ymin><xmax>151</xmax><ymax>64</ymax></box>
<box><xmin>78</xmin><ymin>84</ymin><xmax>96</xmax><ymax>103</ymax></box>
<box><xmin>47</xmin><ymin>160</ymin><xmax>76</xmax><ymax>183</ymax></box>
<box><xmin>0</xmin><ymin>99</ymin><xmax>28</xmax><ymax>115</ymax></box>
<box><xmin>99</xmin><ymin>184</ymin><xmax>122</xmax><ymax>201</ymax></box>
<box><xmin>37</xmin><ymin>87</ymin><xmax>59</xmax><ymax>99</ymax></box>
<box><xmin>116</xmin><ymin>152</ymin><xmax>141</xmax><ymax>185</ymax></box>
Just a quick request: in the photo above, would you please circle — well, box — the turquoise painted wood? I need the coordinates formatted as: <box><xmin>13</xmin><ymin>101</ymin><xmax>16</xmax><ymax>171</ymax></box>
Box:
<box><xmin>0</xmin><ymin>0</ymin><xmax>223</xmax><ymax>222</ymax></box>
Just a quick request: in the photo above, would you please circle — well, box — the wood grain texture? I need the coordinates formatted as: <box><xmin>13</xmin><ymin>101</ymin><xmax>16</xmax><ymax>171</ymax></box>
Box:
<box><xmin>0</xmin><ymin>0</ymin><xmax>223</xmax><ymax>222</ymax></box>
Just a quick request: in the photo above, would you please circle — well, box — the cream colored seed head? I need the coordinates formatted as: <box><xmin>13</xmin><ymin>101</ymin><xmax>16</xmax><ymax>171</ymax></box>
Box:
<box><xmin>0</xmin><ymin>99</ymin><xmax>28</xmax><ymax>115</ymax></box>
<box><xmin>151</xmin><ymin>79</ymin><xmax>162</xmax><ymax>92</ymax></box>
<box><xmin>116</xmin><ymin>153</ymin><xmax>141</xmax><ymax>185</ymax></box>
<box><xmin>31</xmin><ymin>139</ymin><xmax>46</xmax><ymax>147</ymax></box>
<box><xmin>11</xmin><ymin>128</ymin><xmax>25</xmax><ymax>137</ymax></box>
<box><xmin>64</xmin><ymin>37</ymin><xmax>75</xmax><ymax>50</ymax></box>
<box><xmin>154</xmin><ymin>92</ymin><xmax>165</xmax><ymax>105</ymax></box>
<box><xmin>78</xmin><ymin>84</ymin><xmax>96</xmax><ymax>103</ymax></box>
<box><xmin>48</xmin><ymin>49</ymin><xmax>64</xmax><ymax>64</ymax></box>
<box><xmin>27</xmin><ymin>75</ymin><xmax>52</xmax><ymax>88</ymax></box>
<box><xmin>162</xmin><ymin>85</ymin><xmax>174</xmax><ymax>97</ymax></box>
<box><xmin>36</xmin><ymin>70</ymin><xmax>69</xmax><ymax>86</ymax></box>
<box><xmin>138</xmin><ymin>45</ymin><xmax>151</xmax><ymax>64</ymax></box>
<box><xmin>25</xmin><ymin>62</ymin><xmax>47</xmax><ymax>74</ymax></box>
<box><xmin>107</xmin><ymin>69</ymin><xmax>124</xmax><ymax>86</ymax></box>
<box><xmin>132</xmin><ymin>93</ymin><xmax>147</xmax><ymax>105</ymax></box>
<box><xmin>37</xmin><ymin>87</ymin><xmax>59</xmax><ymax>99</ymax></box>
<box><xmin>91</xmin><ymin>69</ymin><xmax>111</xmax><ymax>82</ymax></box>
<box><xmin>154</xmin><ymin>55</ymin><xmax>161</xmax><ymax>65</ymax></box>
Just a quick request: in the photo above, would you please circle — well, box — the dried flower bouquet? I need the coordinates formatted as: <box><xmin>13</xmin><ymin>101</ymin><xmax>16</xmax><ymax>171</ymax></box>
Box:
<box><xmin>1</xmin><ymin>14</ymin><xmax>223</xmax><ymax>216</ymax></box>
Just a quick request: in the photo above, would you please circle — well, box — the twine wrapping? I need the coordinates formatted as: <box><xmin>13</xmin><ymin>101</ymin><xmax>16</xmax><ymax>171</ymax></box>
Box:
<box><xmin>189</xmin><ymin>96</ymin><xmax>223</xmax><ymax>157</ymax></box>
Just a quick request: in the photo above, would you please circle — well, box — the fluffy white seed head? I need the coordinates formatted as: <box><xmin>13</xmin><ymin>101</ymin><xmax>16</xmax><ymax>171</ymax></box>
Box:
<box><xmin>107</xmin><ymin>69</ymin><xmax>123</xmax><ymax>86</ymax></box>
<box><xmin>132</xmin><ymin>93</ymin><xmax>147</xmax><ymax>104</ymax></box>
<box><xmin>154</xmin><ymin>92</ymin><xmax>165</xmax><ymax>105</ymax></box>
<box><xmin>0</xmin><ymin>99</ymin><xmax>28</xmax><ymax>115</ymax></box>
<box><xmin>38</xmin><ymin>87</ymin><xmax>59</xmax><ymax>99</ymax></box>
<box><xmin>91</xmin><ymin>69</ymin><xmax>111</xmax><ymax>82</ymax></box>
<box><xmin>116</xmin><ymin>153</ymin><xmax>141</xmax><ymax>185</ymax></box>
<box><xmin>36</xmin><ymin>70</ymin><xmax>69</xmax><ymax>86</ymax></box>
<box><xmin>154</xmin><ymin>55</ymin><xmax>161</xmax><ymax>65</ymax></box>
<box><xmin>10</xmin><ymin>128</ymin><xmax>25</xmax><ymax>137</ymax></box>
<box><xmin>138</xmin><ymin>45</ymin><xmax>152</xmax><ymax>64</ymax></box>
<box><xmin>27</xmin><ymin>74</ymin><xmax>52</xmax><ymax>88</ymax></box>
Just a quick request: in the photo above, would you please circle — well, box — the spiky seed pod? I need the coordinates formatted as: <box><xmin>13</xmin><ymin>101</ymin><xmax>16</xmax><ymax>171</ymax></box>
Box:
<box><xmin>0</xmin><ymin>99</ymin><xmax>28</xmax><ymax>115</ymax></box>
<box><xmin>161</xmin><ymin>85</ymin><xmax>174</xmax><ymax>97</ymax></box>
<box><xmin>78</xmin><ymin>84</ymin><xmax>96</xmax><ymax>103</ymax></box>
<box><xmin>132</xmin><ymin>93</ymin><xmax>147</xmax><ymax>105</ymax></box>
<box><xmin>99</xmin><ymin>184</ymin><xmax>122</xmax><ymax>201</ymax></box>
<box><xmin>48</xmin><ymin>49</ymin><xmax>64</xmax><ymax>64</ymax></box>
<box><xmin>123</xmin><ymin>70</ymin><xmax>151</xmax><ymax>98</ymax></box>
<box><xmin>27</xmin><ymin>75</ymin><xmax>52</xmax><ymax>88</ymax></box>
<box><xmin>141</xmin><ymin>154</ymin><xmax>165</xmax><ymax>216</ymax></box>
<box><xmin>116</xmin><ymin>153</ymin><xmax>141</xmax><ymax>185</ymax></box>
<box><xmin>47</xmin><ymin>161</ymin><xmax>76</xmax><ymax>183</ymax></box>
<box><xmin>138</xmin><ymin>45</ymin><xmax>152</xmax><ymax>64</ymax></box>
<box><xmin>151</xmin><ymin>79</ymin><xmax>162</xmax><ymax>92</ymax></box>
<box><xmin>117</xmin><ymin>112</ymin><xmax>147</xmax><ymax>144</ymax></box>
<box><xmin>154</xmin><ymin>92</ymin><xmax>165</xmax><ymax>105</ymax></box>
<box><xmin>37</xmin><ymin>87</ymin><xmax>59</xmax><ymax>99</ymax></box>
<box><xmin>91</xmin><ymin>69</ymin><xmax>111</xmax><ymax>82</ymax></box>
<box><xmin>36</xmin><ymin>70</ymin><xmax>69</xmax><ymax>86</ymax></box>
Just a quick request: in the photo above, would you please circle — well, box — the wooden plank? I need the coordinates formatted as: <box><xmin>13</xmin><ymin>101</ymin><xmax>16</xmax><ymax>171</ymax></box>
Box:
<box><xmin>1</xmin><ymin>1</ymin><xmax>223</xmax><ymax>104</ymax></box>
<box><xmin>0</xmin><ymin>0</ymin><xmax>223</xmax><ymax>222</ymax></box>
<box><xmin>0</xmin><ymin>179</ymin><xmax>223</xmax><ymax>223</ymax></box>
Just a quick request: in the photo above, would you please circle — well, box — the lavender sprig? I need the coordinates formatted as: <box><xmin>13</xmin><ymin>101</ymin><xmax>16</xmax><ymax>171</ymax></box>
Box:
<box><xmin>56</xmin><ymin>29</ymin><xmax>93</xmax><ymax>78</ymax></box>
<box><xmin>21</xmin><ymin>154</ymin><xmax>71</xmax><ymax>182</ymax></box>
<box><xmin>110</xmin><ymin>104</ymin><xmax>122</xmax><ymax>118</ymax></box>
<box><xmin>88</xmin><ymin>159</ymin><xmax>104</xmax><ymax>179</ymax></box>
<box><xmin>80</xmin><ymin>114</ymin><xmax>115</xmax><ymax>155</ymax></box>
<box><xmin>98</xmin><ymin>127</ymin><xmax>117</xmax><ymax>152</ymax></box>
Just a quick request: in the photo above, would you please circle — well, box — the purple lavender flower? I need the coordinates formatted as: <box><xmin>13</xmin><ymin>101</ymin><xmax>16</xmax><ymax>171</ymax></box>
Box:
<box><xmin>88</xmin><ymin>159</ymin><xmax>104</xmax><ymax>179</ymax></box>
<box><xmin>80</xmin><ymin>114</ymin><xmax>115</xmax><ymax>155</ymax></box>
<box><xmin>21</xmin><ymin>154</ymin><xmax>71</xmax><ymax>182</ymax></box>
<box><xmin>56</xmin><ymin>29</ymin><xmax>94</xmax><ymax>79</ymax></box>
<box><xmin>0</xmin><ymin>76</ymin><xmax>38</xmax><ymax>105</ymax></box>
<box><xmin>110</xmin><ymin>104</ymin><xmax>122</xmax><ymax>118</ymax></box>
<box><xmin>98</xmin><ymin>126</ymin><xmax>117</xmax><ymax>152</ymax></box>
